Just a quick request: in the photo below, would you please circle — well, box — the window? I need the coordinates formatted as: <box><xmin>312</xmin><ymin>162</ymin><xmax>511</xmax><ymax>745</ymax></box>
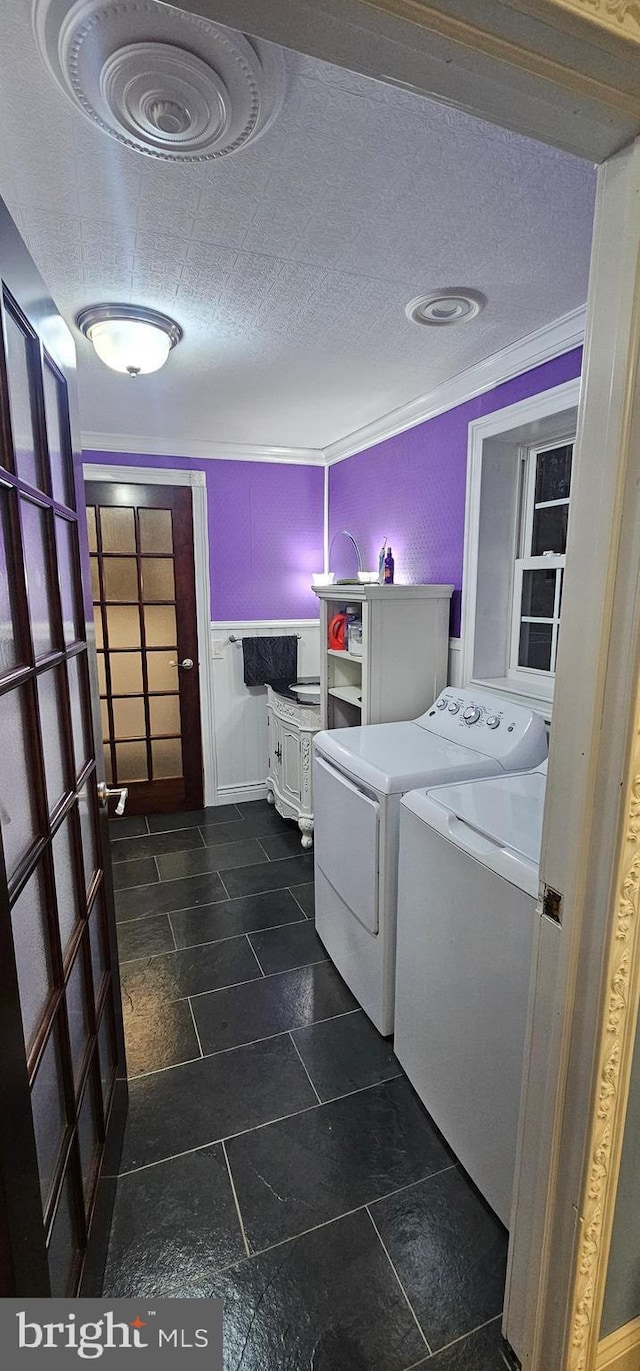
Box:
<box><xmin>510</xmin><ymin>440</ymin><xmax>573</xmax><ymax>679</ymax></box>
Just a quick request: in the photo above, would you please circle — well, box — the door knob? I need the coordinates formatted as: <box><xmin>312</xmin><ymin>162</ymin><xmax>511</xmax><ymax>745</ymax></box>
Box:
<box><xmin>170</xmin><ymin>658</ymin><xmax>194</xmax><ymax>670</ymax></box>
<box><xmin>97</xmin><ymin>782</ymin><xmax>128</xmax><ymax>815</ymax></box>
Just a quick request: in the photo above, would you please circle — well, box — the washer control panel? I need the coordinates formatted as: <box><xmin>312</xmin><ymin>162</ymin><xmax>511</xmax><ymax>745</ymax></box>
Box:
<box><xmin>417</xmin><ymin>688</ymin><xmax>548</xmax><ymax>768</ymax></box>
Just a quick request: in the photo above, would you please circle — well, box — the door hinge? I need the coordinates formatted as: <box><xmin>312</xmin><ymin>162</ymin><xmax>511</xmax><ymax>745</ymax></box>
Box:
<box><xmin>542</xmin><ymin>884</ymin><xmax>563</xmax><ymax>926</ymax></box>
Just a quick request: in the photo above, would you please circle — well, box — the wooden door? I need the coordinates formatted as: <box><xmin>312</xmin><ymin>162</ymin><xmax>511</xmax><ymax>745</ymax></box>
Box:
<box><xmin>85</xmin><ymin>482</ymin><xmax>203</xmax><ymax>815</ymax></box>
<box><xmin>0</xmin><ymin>197</ymin><xmax>126</xmax><ymax>1296</ymax></box>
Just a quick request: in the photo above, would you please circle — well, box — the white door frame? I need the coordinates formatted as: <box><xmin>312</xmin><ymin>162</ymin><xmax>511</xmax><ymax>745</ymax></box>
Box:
<box><xmin>83</xmin><ymin>463</ymin><xmax>218</xmax><ymax>807</ymax></box>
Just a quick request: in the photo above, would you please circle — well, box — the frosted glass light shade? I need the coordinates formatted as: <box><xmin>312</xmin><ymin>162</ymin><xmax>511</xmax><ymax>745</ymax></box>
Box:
<box><xmin>77</xmin><ymin>305</ymin><xmax>182</xmax><ymax>377</ymax></box>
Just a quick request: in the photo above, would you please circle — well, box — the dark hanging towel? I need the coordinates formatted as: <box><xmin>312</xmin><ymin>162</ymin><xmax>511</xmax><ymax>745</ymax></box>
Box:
<box><xmin>242</xmin><ymin>634</ymin><xmax>298</xmax><ymax>688</ymax></box>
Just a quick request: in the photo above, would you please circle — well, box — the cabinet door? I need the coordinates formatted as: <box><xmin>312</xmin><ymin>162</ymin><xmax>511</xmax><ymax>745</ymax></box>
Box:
<box><xmin>280</xmin><ymin>723</ymin><xmax>301</xmax><ymax>804</ymax></box>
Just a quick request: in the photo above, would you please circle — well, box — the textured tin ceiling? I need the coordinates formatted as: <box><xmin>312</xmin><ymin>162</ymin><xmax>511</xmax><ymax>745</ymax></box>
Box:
<box><xmin>0</xmin><ymin>2</ymin><xmax>596</xmax><ymax>450</ymax></box>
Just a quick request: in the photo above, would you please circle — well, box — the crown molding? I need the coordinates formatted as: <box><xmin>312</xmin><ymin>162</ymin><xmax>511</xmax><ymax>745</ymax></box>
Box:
<box><xmin>81</xmin><ymin>431</ymin><xmax>325</xmax><ymax>466</ymax></box>
<box><xmin>323</xmin><ymin>306</ymin><xmax>586</xmax><ymax>465</ymax></box>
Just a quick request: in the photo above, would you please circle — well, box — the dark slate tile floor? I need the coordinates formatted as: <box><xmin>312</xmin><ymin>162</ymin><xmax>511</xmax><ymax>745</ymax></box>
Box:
<box><xmin>104</xmin><ymin>801</ymin><xmax>513</xmax><ymax>1371</ymax></box>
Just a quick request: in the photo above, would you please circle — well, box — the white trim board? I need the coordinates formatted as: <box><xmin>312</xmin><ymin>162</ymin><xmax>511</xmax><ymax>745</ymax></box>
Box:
<box><xmin>82</xmin><ymin>433</ymin><xmax>325</xmax><ymax>466</ymax></box>
<box><xmin>83</xmin><ymin>462</ymin><xmax>219</xmax><ymax>807</ymax></box>
<box><xmin>324</xmin><ymin>306</ymin><xmax>585</xmax><ymax>465</ymax></box>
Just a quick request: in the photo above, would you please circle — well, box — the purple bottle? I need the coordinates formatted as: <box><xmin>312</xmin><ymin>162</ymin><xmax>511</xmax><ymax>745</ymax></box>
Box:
<box><xmin>384</xmin><ymin>546</ymin><xmax>394</xmax><ymax>584</ymax></box>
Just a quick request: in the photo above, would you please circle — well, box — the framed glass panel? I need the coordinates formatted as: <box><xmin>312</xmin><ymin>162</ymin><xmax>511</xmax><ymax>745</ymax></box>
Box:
<box><xmin>112</xmin><ymin>696</ymin><xmax>145</xmax><ymax>739</ymax></box>
<box><xmin>531</xmin><ymin>503</ymin><xmax>569</xmax><ymax>557</ymax></box>
<box><xmin>152</xmin><ymin>738</ymin><xmax>182</xmax><ymax>779</ymax></box>
<box><xmin>518</xmin><ymin>621</ymin><xmax>553</xmax><ymax>672</ymax></box>
<box><xmin>86</xmin><ymin>506</ymin><xmax>97</xmax><ymax>553</ymax></box>
<box><xmin>5</xmin><ymin>309</ymin><xmax>41</xmax><ymax>490</ymax></box>
<box><xmin>52</xmin><ymin>813</ymin><xmax>82</xmax><ymax>954</ymax></box>
<box><xmin>11</xmin><ymin>864</ymin><xmax>54</xmax><ymax>1054</ymax></box>
<box><xmin>77</xmin><ymin>1070</ymin><xmax>101</xmax><ymax>1208</ymax></box>
<box><xmin>146</xmin><ymin>651</ymin><xmax>177</xmax><ymax>692</ymax></box>
<box><xmin>0</xmin><ymin>485</ymin><xmax>22</xmax><ymax>675</ymax></box>
<box><xmin>78</xmin><ymin>781</ymin><xmax>98</xmax><ymax>897</ymax></box>
<box><xmin>102</xmin><ymin>557</ymin><xmax>137</xmax><ymax>602</ymax></box>
<box><xmin>521</xmin><ymin>567</ymin><xmax>557</xmax><ymax>620</ymax></box>
<box><xmin>141</xmin><ymin>557</ymin><xmax>174</xmax><ymax>601</ymax></box>
<box><xmin>96</xmin><ymin>651</ymin><xmax>107</xmax><ymax>694</ymax></box>
<box><xmin>21</xmin><ymin>498</ymin><xmax>57</xmax><ymax>658</ymax></box>
<box><xmin>534</xmin><ymin>444</ymin><xmax>572</xmax><ymax>504</ymax></box>
<box><xmin>105</xmin><ymin>605</ymin><xmax>140</xmax><ymax>649</ymax></box>
<box><xmin>66</xmin><ymin>952</ymin><xmax>90</xmax><ymax>1087</ymax></box>
<box><xmin>43</xmin><ymin>362</ymin><xmax>73</xmax><ymax>508</ymax></box>
<box><xmin>109</xmin><ymin>651</ymin><xmax>142</xmax><ymax>695</ymax></box>
<box><xmin>0</xmin><ymin>684</ymin><xmax>39</xmax><ymax>879</ymax></box>
<box><xmin>67</xmin><ymin>653</ymin><xmax>91</xmax><ymax>779</ymax></box>
<box><xmin>38</xmin><ymin>666</ymin><xmax>69</xmax><ymax>813</ymax></box>
<box><xmin>103</xmin><ymin>743</ymin><xmax>112</xmax><ymax>784</ymax></box>
<box><xmin>89</xmin><ymin>897</ymin><xmax>108</xmax><ymax>1007</ymax></box>
<box><xmin>55</xmin><ymin>516</ymin><xmax>80</xmax><ymax>645</ymax></box>
<box><xmin>31</xmin><ymin>1026</ymin><xmax>67</xmax><ymax>1204</ymax></box>
<box><xmin>47</xmin><ymin>1172</ymin><xmax>81</xmax><ymax>1296</ymax></box>
<box><xmin>115</xmin><ymin>740</ymin><xmax>148</xmax><ymax>782</ymax></box>
<box><xmin>100</xmin><ymin>699</ymin><xmax>110</xmax><ymax>740</ymax></box>
<box><xmin>138</xmin><ymin>507</ymin><xmax>172</xmax><ymax>553</ymax></box>
<box><xmin>144</xmin><ymin>604</ymin><xmax>176</xmax><ymax>647</ymax></box>
<box><xmin>149</xmin><ymin>694</ymin><xmax>180</xmax><ymax>736</ymax></box>
<box><xmin>100</xmin><ymin>505</ymin><xmax>135</xmax><ymax>553</ymax></box>
<box><xmin>94</xmin><ymin>610</ymin><xmax>104</xmax><ymax>650</ymax></box>
<box><xmin>90</xmin><ymin>557</ymin><xmax>99</xmax><ymax>601</ymax></box>
<box><xmin>98</xmin><ymin>1002</ymin><xmax>116</xmax><ymax>1113</ymax></box>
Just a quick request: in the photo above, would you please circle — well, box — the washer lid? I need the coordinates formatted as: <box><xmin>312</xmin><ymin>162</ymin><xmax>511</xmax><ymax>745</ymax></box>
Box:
<box><xmin>314</xmin><ymin>723</ymin><xmax>503</xmax><ymax>794</ymax></box>
<box><xmin>420</xmin><ymin>767</ymin><xmax>547</xmax><ymax>864</ymax></box>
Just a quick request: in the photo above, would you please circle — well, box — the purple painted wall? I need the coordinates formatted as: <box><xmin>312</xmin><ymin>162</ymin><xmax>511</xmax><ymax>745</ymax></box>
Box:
<box><xmin>83</xmin><ymin>451</ymin><xmax>324</xmax><ymax>621</ymax></box>
<box><xmin>328</xmin><ymin>348</ymin><xmax>583</xmax><ymax>635</ymax></box>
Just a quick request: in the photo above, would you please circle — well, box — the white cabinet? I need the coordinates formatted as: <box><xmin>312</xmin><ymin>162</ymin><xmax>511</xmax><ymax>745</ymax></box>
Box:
<box><xmin>313</xmin><ymin>583</ymin><xmax>454</xmax><ymax>730</ymax></box>
<box><xmin>265</xmin><ymin>686</ymin><xmax>321</xmax><ymax>848</ymax></box>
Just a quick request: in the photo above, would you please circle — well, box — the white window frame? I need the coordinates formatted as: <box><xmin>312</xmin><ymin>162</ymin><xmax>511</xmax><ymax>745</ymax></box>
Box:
<box><xmin>508</xmin><ymin>437</ymin><xmax>574</xmax><ymax>684</ymax></box>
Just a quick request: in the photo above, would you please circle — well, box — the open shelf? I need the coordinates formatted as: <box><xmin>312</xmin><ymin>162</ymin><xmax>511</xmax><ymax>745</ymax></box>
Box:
<box><xmin>328</xmin><ymin>685</ymin><xmax>363</xmax><ymax>708</ymax></box>
<box><xmin>327</xmin><ymin>648</ymin><xmax>363</xmax><ymax>662</ymax></box>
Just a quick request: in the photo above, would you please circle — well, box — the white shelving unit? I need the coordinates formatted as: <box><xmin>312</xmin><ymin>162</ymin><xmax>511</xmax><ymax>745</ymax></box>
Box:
<box><xmin>313</xmin><ymin>583</ymin><xmax>454</xmax><ymax>730</ymax></box>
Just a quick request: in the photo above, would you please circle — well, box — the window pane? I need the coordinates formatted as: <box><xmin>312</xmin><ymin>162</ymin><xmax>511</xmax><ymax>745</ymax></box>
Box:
<box><xmin>90</xmin><ymin>557</ymin><xmax>100</xmax><ymax>601</ymax></box>
<box><xmin>66</xmin><ymin>951</ymin><xmax>90</xmax><ymax>1087</ymax></box>
<box><xmin>55</xmin><ymin>516</ymin><xmax>80</xmax><ymax>645</ymax></box>
<box><xmin>52</xmin><ymin>813</ymin><xmax>82</xmax><ymax>954</ymax></box>
<box><xmin>112</xmin><ymin>696</ymin><xmax>145</xmax><ymax>739</ymax></box>
<box><xmin>0</xmin><ymin>685</ymin><xmax>39</xmax><ymax>878</ymax></box>
<box><xmin>100</xmin><ymin>698</ymin><xmax>110</xmax><ymax>740</ymax></box>
<box><xmin>152</xmin><ymin>738</ymin><xmax>182</xmax><ymax>779</ymax></box>
<box><xmin>103</xmin><ymin>557</ymin><xmax>138</xmax><ymax>601</ymax></box>
<box><xmin>94</xmin><ymin>609</ymin><xmax>104</xmax><ymax>650</ymax></box>
<box><xmin>78</xmin><ymin>780</ymin><xmax>98</xmax><ymax>896</ymax></box>
<box><xmin>0</xmin><ymin>487</ymin><xmax>21</xmax><ymax>675</ymax></box>
<box><xmin>11</xmin><ymin>864</ymin><xmax>53</xmax><ymax>1054</ymax></box>
<box><xmin>141</xmin><ymin>557</ymin><xmax>174</xmax><ymax>601</ymax></box>
<box><xmin>98</xmin><ymin>1002</ymin><xmax>116</xmax><ymax>1112</ymax></box>
<box><xmin>5</xmin><ymin>311</ymin><xmax>41</xmax><ymax>489</ymax></box>
<box><xmin>43</xmin><ymin>364</ymin><xmax>73</xmax><ymax>508</ymax></box>
<box><xmin>67</xmin><ymin>653</ymin><xmax>91</xmax><ymax>778</ymax></box>
<box><xmin>31</xmin><ymin>1026</ymin><xmax>67</xmax><ymax>1204</ymax></box>
<box><xmin>115</xmin><ymin>740</ymin><xmax>148</xmax><ymax>782</ymax></box>
<box><xmin>106</xmin><ymin>605</ymin><xmax>140</xmax><ymax>649</ymax></box>
<box><xmin>38</xmin><ymin>666</ymin><xmax>69</xmax><ymax>813</ymax></box>
<box><xmin>144</xmin><ymin>604</ymin><xmax>176</xmax><ymax>647</ymax></box>
<box><xmin>100</xmin><ymin>505</ymin><xmax>135</xmax><ymax>553</ymax></box>
<box><xmin>109</xmin><ymin>651</ymin><xmax>142</xmax><ymax>694</ymax></box>
<box><xmin>147</xmin><ymin>651</ymin><xmax>176</xmax><ymax>691</ymax></box>
<box><xmin>535</xmin><ymin>444</ymin><xmax>573</xmax><ymax>504</ymax></box>
<box><xmin>89</xmin><ymin>897</ymin><xmax>108</xmax><ymax>1006</ymax></box>
<box><xmin>139</xmin><ymin>507</ymin><xmax>172</xmax><ymax>553</ymax></box>
<box><xmin>103</xmin><ymin>743</ymin><xmax>112</xmax><ymax>783</ymax></box>
<box><xmin>21</xmin><ymin>498</ymin><xmax>56</xmax><ymax>658</ymax></box>
<box><xmin>521</xmin><ymin>568</ymin><xmax>557</xmax><ymax>619</ymax></box>
<box><xmin>78</xmin><ymin>1073</ymin><xmax>101</xmax><ymax>1206</ymax></box>
<box><xmin>86</xmin><ymin>507</ymin><xmax>97</xmax><ymax>553</ymax></box>
<box><xmin>519</xmin><ymin>621</ymin><xmax>553</xmax><ymax>672</ymax></box>
<box><xmin>531</xmin><ymin>503</ymin><xmax>569</xmax><ymax>557</ymax></box>
<box><xmin>47</xmin><ymin>1171</ymin><xmax>80</xmax><ymax>1296</ymax></box>
<box><xmin>149</xmin><ymin>695</ymin><xmax>180</xmax><ymax>735</ymax></box>
<box><xmin>96</xmin><ymin>651</ymin><xmax>107</xmax><ymax>693</ymax></box>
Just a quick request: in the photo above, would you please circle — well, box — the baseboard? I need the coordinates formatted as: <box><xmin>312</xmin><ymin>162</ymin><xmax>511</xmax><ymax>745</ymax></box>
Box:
<box><xmin>217</xmin><ymin>782</ymin><xmax>269</xmax><ymax>806</ymax></box>
<box><xmin>597</xmin><ymin>1316</ymin><xmax>640</xmax><ymax>1370</ymax></box>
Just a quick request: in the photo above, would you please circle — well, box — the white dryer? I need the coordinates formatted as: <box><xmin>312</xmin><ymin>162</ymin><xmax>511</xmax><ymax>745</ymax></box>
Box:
<box><xmin>394</xmin><ymin>760</ymin><xmax>547</xmax><ymax>1226</ymax></box>
<box><xmin>313</xmin><ymin>688</ymin><xmax>547</xmax><ymax>1036</ymax></box>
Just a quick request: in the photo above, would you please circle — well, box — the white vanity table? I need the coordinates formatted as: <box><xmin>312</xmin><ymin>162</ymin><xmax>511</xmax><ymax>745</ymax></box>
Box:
<box><xmin>265</xmin><ymin>684</ymin><xmax>321</xmax><ymax>848</ymax></box>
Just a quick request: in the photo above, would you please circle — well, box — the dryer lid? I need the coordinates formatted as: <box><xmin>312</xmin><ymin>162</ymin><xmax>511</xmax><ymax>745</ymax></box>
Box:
<box><xmin>314</xmin><ymin>723</ymin><xmax>502</xmax><ymax>794</ymax></box>
<box><xmin>420</xmin><ymin>767</ymin><xmax>547</xmax><ymax>864</ymax></box>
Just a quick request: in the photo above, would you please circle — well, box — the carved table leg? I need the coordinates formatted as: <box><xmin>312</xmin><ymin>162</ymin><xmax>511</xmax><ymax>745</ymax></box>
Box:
<box><xmin>266</xmin><ymin>788</ymin><xmax>275</xmax><ymax>805</ymax></box>
<box><xmin>299</xmin><ymin>817</ymin><xmax>314</xmax><ymax>850</ymax></box>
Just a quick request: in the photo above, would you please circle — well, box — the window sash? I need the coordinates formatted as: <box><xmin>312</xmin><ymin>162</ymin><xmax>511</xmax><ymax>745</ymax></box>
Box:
<box><xmin>510</xmin><ymin>555</ymin><xmax>564</xmax><ymax>679</ymax></box>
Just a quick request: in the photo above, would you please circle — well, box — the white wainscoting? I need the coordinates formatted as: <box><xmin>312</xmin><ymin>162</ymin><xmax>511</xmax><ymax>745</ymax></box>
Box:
<box><xmin>210</xmin><ymin>620</ymin><xmax>321</xmax><ymax>805</ymax></box>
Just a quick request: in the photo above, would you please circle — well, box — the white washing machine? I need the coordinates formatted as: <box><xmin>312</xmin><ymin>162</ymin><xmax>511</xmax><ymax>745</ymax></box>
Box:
<box><xmin>394</xmin><ymin>760</ymin><xmax>547</xmax><ymax>1226</ymax></box>
<box><xmin>313</xmin><ymin>688</ymin><xmax>547</xmax><ymax>1035</ymax></box>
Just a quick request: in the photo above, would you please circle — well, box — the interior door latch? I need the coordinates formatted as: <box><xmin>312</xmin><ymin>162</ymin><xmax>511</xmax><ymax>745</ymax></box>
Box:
<box><xmin>542</xmin><ymin>884</ymin><xmax>563</xmax><ymax>926</ymax></box>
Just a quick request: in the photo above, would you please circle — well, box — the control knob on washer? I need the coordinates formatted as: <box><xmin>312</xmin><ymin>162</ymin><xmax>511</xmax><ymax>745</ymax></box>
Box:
<box><xmin>436</xmin><ymin>698</ymin><xmax>448</xmax><ymax>710</ymax></box>
<box><xmin>448</xmin><ymin>702</ymin><xmax>460</xmax><ymax>713</ymax></box>
<box><xmin>486</xmin><ymin>715</ymin><xmax>501</xmax><ymax>729</ymax></box>
<box><xmin>462</xmin><ymin>705</ymin><xmax>481</xmax><ymax>725</ymax></box>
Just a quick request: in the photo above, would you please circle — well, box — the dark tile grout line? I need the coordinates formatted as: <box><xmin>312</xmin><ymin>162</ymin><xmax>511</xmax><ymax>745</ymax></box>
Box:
<box><xmin>115</xmin><ymin>1071</ymin><xmax>410</xmax><ymax>1177</ymax></box>
<box><xmin>287</xmin><ymin>1030</ymin><xmax>322</xmax><ymax>1105</ymax></box>
<box><xmin>244</xmin><ymin>934</ymin><xmax>266</xmax><ymax>978</ymax></box>
<box><xmin>119</xmin><ymin>910</ymin><xmax>313</xmax><ymax>963</ymax></box>
<box><xmin>114</xmin><ymin>849</ymin><xmax>313</xmax><ymax>898</ymax></box>
<box><xmin>121</xmin><ymin>955</ymin><xmax>331</xmax><ymax>1008</ymax></box>
<box><xmin>399</xmin><ymin>1314</ymin><xmax>504</xmax><ymax>1370</ymax></box>
<box><xmin>289</xmin><ymin>885</ymin><xmax>312</xmax><ymax>919</ymax></box>
<box><xmin>221</xmin><ymin>1139</ymin><xmax>251</xmax><ymax>1259</ymax></box>
<box><xmin>115</xmin><ymin>874</ymin><xmax>312</xmax><ymax>923</ymax></box>
<box><xmin>126</xmin><ymin>1007</ymin><xmax>365</xmax><ymax>1081</ymax></box>
<box><xmin>365</xmin><ymin>1204</ymin><xmax>432</xmax><ymax>1357</ymax></box>
<box><xmin>187</xmin><ymin>999</ymin><xmax>204</xmax><ymax>1060</ymax></box>
<box><xmin>255</xmin><ymin>837</ymin><xmax>271</xmax><ymax>863</ymax></box>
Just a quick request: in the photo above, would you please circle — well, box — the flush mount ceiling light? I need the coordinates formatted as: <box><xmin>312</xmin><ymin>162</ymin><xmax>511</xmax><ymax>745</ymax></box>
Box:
<box><xmin>406</xmin><ymin>289</ymin><xmax>487</xmax><ymax>326</ymax></box>
<box><xmin>34</xmin><ymin>0</ymin><xmax>286</xmax><ymax>161</ymax></box>
<box><xmin>76</xmin><ymin>305</ymin><xmax>183</xmax><ymax>376</ymax></box>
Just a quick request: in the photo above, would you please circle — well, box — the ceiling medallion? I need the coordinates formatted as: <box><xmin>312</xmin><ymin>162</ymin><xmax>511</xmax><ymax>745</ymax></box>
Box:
<box><xmin>34</xmin><ymin>0</ymin><xmax>287</xmax><ymax>161</ymax></box>
<box><xmin>405</xmin><ymin>289</ymin><xmax>487</xmax><ymax>326</ymax></box>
